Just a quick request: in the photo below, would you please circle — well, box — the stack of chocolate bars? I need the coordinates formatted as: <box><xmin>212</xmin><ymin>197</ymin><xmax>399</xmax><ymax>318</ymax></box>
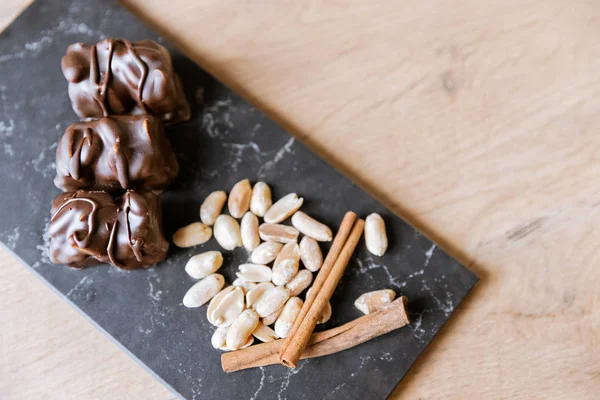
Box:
<box><xmin>49</xmin><ymin>38</ymin><xmax>190</xmax><ymax>269</ymax></box>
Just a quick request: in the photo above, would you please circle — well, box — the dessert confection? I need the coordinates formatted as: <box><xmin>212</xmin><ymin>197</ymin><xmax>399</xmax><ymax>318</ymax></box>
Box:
<box><xmin>61</xmin><ymin>38</ymin><xmax>190</xmax><ymax>123</ymax></box>
<box><xmin>54</xmin><ymin>115</ymin><xmax>179</xmax><ymax>192</ymax></box>
<box><xmin>49</xmin><ymin>190</ymin><xmax>168</xmax><ymax>269</ymax></box>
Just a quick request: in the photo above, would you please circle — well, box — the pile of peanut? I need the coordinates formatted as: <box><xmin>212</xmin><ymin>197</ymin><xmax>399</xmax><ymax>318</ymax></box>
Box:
<box><xmin>174</xmin><ymin>179</ymin><xmax>396</xmax><ymax>351</ymax></box>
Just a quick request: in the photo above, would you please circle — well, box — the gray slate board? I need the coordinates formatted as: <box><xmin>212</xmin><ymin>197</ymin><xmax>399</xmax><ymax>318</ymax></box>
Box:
<box><xmin>0</xmin><ymin>1</ymin><xmax>478</xmax><ymax>399</ymax></box>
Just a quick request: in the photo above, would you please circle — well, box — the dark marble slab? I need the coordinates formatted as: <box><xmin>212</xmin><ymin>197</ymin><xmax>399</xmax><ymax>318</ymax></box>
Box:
<box><xmin>0</xmin><ymin>1</ymin><xmax>478</xmax><ymax>399</ymax></box>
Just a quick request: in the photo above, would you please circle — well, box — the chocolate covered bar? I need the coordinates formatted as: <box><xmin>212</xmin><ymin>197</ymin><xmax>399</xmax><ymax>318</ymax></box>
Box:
<box><xmin>49</xmin><ymin>190</ymin><xmax>168</xmax><ymax>269</ymax></box>
<box><xmin>61</xmin><ymin>38</ymin><xmax>190</xmax><ymax>123</ymax></box>
<box><xmin>49</xmin><ymin>190</ymin><xmax>118</xmax><ymax>267</ymax></box>
<box><xmin>54</xmin><ymin>115</ymin><xmax>179</xmax><ymax>192</ymax></box>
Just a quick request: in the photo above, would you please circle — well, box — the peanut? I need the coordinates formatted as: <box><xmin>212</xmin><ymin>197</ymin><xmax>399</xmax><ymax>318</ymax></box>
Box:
<box><xmin>274</xmin><ymin>297</ymin><xmax>303</xmax><ymax>338</ymax></box>
<box><xmin>245</xmin><ymin>282</ymin><xmax>274</xmax><ymax>309</ymax></box>
<box><xmin>250</xmin><ymin>182</ymin><xmax>272</xmax><ymax>217</ymax></box>
<box><xmin>172</xmin><ymin>222</ymin><xmax>212</xmax><ymax>248</ymax></box>
<box><xmin>259</xmin><ymin>223</ymin><xmax>299</xmax><ymax>244</ymax></box>
<box><xmin>365</xmin><ymin>213</ymin><xmax>388</xmax><ymax>256</ymax></box>
<box><xmin>200</xmin><ymin>191</ymin><xmax>227</xmax><ymax>226</ymax></box>
<box><xmin>261</xmin><ymin>306</ymin><xmax>283</xmax><ymax>326</ymax></box>
<box><xmin>185</xmin><ymin>251</ymin><xmax>223</xmax><ymax>279</ymax></box>
<box><xmin>285</xmin><ymin>269</ymin><xmax>313</xmax><ymax>296</ymax></box>
<box><xmin>241</xmin><ymin>212</ymin><xmax>260</xmax><ymax>251</ymax></box>
<box><xmin>263</xmin><ymin>193</ymin><xmax>303</xmax><ymax>223</ymax></box>
<box><xmin>251</xmin><ymin>241</ymin><xmax>283</xmax><ymax>264</ymax></box>
<box><xmin>232</xmin><ymin>278</ymin><xmax>257</xmax><ymax>293</ymax></box>
<box><xmin>354</xmin><ymin>289</ymin><xmax>396</xmax><ymax>314</ymax></box>
<box><xmin>226</xmin><ymin>309</ymin><xmax>259</xmax><ymax>350</ymax></box>
<box><xmin>207</xmin><ymin>286</ymin><xmax>236</xmax><ymax>325</ymax></box>
<box><xmin>182</xmin><ymin>274</ymin><xmax>224</xmax><ymax>308</ymax></box>
<box><xmin>211</xmin><ymin>326</ymin><xmax>229</xmax><ymax>350</ymax></box>
<box><xmin>228</xmin><ymin>179</ymin><xmax>252</xmax><ymax>218</ymax></box>
<box><xmin>210</xmin><ymin>287</ymin><xmax>245</xmax><ymax>327</ymax></box>
<box><xmin>214</xmin><ymin>215</ymin><xmax>242</xmax><ymax>250</ymax></box>
<box><xmin>291</xmin><ymin>211</ymin><xmax>332</xmax><ymax>242</ymax></box>
<box><xmin>252</xmin><ymin>322</ymin><xmax>277</xmax><ymax>343</ymax></box>
<box><xmin>272</xmin><ymin>242</ymin><xmax>300</xmax><ymax>286</ymax></box>
<box><xmin>236</xmin><ymin>264</ymin><xmax>273</xmax><ymax>283</ymax></box>
<box><xmin>299</xmin><ymin>236</ymin><xmax>323</xmax><ymax>272</ymax></box>
<box><xmin>255</xmin><ymin>286</ymin><xmax>291</xmax><ymax>318</ymax></box>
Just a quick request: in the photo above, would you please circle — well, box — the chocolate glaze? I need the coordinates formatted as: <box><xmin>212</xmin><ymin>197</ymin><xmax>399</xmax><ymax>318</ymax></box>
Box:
<box><xmin>61</xmin><ymin>38</ymin><xmax>190</xmax><ymax>124</ymax></box>
<box><xmin>54</xmin><ymin>115</ymin><xmax>179</xmax><ymax>192</ymax></box>
<box><xmin>49</xmin><ymin>190</ymin><xmax>168</xmax><ymax>269</ymax></box>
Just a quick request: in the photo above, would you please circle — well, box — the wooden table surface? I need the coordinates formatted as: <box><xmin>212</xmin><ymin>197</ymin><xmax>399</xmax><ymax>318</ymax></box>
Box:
<box><xmin>1</xmin><ymin>0</ymin><xmax>599</xmax><ymax>398</ymax></box>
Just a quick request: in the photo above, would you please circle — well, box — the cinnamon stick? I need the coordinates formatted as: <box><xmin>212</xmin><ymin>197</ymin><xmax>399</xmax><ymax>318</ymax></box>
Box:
<box><xmin>279</xmin><ymin>217</ymin><xmax>365</xmax><ymax>368</ymax></box>
<box><xmin>222</xmin><ymin>296</ymin><xmax>409</xmax><ymax>372</ymax></box>
<box><xmin>277</xmin><ymin>212</ymin><xmax>356</xmax><ymax>351</ymax></box>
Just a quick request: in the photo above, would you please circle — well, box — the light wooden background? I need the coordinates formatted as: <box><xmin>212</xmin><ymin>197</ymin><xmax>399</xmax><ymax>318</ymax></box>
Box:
<box><xmin>1</xmin><ymin>0</ymin><xmax>599</xmax><ymax>398</ymax></box>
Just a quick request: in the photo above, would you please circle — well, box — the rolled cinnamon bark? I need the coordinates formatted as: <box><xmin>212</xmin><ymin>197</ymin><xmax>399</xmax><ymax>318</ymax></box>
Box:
<box><xmin>222</xmin><ymin>296</ymin><xmax>410</xmax><ymax>372</ymax></box>
<box><xmin>279</xmin><ymin>216</ymin><xmax>365</xmax><ymax>368</ymax></box>
<box><xmin>277</xmin><ymin>212</ymin><xmax>356</xmax><ymax>355</ymax></box>
<box><xmin>54</xmin><ymin>115</ymin><xmax>179</xmax><ymax>192</ymax></box>
<box><xmin>61</xmin><ymin>38</ymin><xmax>190</xmax><ymax>123</ymax></box>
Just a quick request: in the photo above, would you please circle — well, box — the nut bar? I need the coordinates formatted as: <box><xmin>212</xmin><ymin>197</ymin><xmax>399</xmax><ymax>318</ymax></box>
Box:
<box><xmin>49</xmin><ymin>190</ymin><xmax>168</xmax><ymax>269</ymax></box>
<box><xmin>54</xmin><ymin>115</ymin><xmax>179</xmax><ymax>192</ymax></box>
<box><xmin>61</xmin><ymin>38</ymin><xmax>190</xmax><ymax>123</ymax></box>
<box><xmin>49</xmin><ymin>190</ymin><xmax>118</xmax><ymax>267</ymax></box>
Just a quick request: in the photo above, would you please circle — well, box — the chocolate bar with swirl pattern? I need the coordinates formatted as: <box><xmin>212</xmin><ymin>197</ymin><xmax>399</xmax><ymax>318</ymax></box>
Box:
<box><xmin>61</xmin><ymin>38</ymin><xmax>190</xmax><ymax>123</ymax></box>
<box><xmin>49</xmin><ymin>190</ymin><xmax>168</xmax><ymax>269</ymax></box>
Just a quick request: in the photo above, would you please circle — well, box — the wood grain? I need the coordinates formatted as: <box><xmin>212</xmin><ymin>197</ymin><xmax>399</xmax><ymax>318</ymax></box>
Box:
<box><xmin>1</xmin><ymin>0</ymin><xmax>599</xmax><ymax>398</ymax></box>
